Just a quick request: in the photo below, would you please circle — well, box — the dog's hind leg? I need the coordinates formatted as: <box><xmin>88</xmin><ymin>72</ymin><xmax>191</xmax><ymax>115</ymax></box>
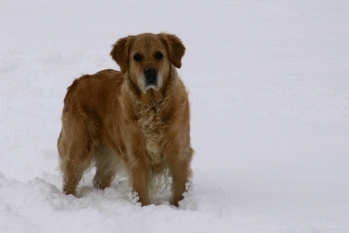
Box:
<box><xmin>58</xmin><ymin>130</ymin><xmax>93</xmax><ymax>196</ymax></box>
<box><xmin>92</xmin><ymin>146</ymin><xmax>118</xmax><ymax>190</ymax></box>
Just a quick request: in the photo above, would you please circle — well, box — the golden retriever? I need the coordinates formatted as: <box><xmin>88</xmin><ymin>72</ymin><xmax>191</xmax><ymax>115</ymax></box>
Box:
<box><xmin>57</xmin><ymin>33</ymin><xmax>193</xmax><ymax>206</ymax></box>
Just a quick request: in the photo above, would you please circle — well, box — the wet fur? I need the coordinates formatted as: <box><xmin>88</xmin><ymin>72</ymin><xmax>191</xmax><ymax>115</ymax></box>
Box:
<box><xmin>57</xmin><ymin>33</ymin><xmax>193</xmax><ymax>206</ymax></box>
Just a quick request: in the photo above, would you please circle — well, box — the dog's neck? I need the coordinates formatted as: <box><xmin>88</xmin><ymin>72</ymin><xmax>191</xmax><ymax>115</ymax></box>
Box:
<box><xmin>139</xmin><ymin>89</ymin><xmax>163</xmax><ymax>105</ymax></box>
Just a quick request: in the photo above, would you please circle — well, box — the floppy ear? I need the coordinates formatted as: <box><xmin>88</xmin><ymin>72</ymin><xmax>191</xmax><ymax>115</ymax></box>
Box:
<box><xmin>159</xmin><ymin>33</ymin><xmax>186</xmax><ymax>68</ymax></box>
<box><xmin>110</xmin><ymin>36</ymin><xmax>134</xmax><ymax>73</ymax></box>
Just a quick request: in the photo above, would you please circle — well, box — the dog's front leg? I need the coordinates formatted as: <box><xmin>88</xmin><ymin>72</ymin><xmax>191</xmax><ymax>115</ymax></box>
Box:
<box><xmin>166</xmin><ymin>145</ymin><xmax>193</xmax><ymax>207</ymax></box>
<box><xmin>170</xmin><ymin>157</ymin><xmax>192</xmax><ymax>206</ymax></box>
<box><xmin>129</xmin><ymin>161</ymin><xmax>151</xmax><ymax>206</ymax></box>
<box><xmin>126</xmin><ymin>137</ymin><xmax>151</xmax><ymax>205</ymax></box>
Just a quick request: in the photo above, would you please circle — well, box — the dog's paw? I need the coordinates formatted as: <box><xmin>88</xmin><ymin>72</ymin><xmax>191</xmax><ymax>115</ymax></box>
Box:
<box><xmin>93</xmin><ymin>179</ymin><xmax>101</xmax><ymax>189</ymax></box>
<box><xmin>129</xmin><ymin>190</ymin><xmax>140</xmax><ymax>204</ymax></box>
<box><xmin>182</xmin><ymin>180</ymin><xmax>193</xmax><ymax>198</ymax></box>
<box><xmin>177</xmin><ymin>181</ymin><xmax>195</xmax><ymax>209</ymax></box>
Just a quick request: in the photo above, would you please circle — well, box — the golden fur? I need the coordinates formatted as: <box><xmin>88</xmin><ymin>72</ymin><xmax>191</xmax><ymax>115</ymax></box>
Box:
<box><xmin>57</xmin><ymin>33</ymin><xmax>193</xmax><ymax>206</ymax></box>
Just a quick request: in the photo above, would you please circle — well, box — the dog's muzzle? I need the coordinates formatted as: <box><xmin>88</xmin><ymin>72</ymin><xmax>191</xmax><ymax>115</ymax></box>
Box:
<box><xmin>144</xmin><ymin>64</ymin><xmax>158</xmax><ymax>88</ymax></box>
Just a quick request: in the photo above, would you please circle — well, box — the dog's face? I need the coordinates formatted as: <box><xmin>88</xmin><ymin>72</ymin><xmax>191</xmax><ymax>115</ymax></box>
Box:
<box><xmin>110</xmin><ymin>33</ymin><xmax>185</xmax><ymax>92</ymax></box>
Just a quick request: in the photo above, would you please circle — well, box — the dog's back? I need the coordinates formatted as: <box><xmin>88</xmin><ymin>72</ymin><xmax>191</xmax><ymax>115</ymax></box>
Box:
<box><xmin>63</xmin><ymin>69</ymin><xmax>123</xmax><ymax>112</ymax></box>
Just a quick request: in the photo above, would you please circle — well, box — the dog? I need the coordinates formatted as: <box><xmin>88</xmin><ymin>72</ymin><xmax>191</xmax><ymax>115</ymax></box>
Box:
<box><xmin>57</xmin><ymin>33</ymin><xmax>193</xmax><ymax>206</ymax></box>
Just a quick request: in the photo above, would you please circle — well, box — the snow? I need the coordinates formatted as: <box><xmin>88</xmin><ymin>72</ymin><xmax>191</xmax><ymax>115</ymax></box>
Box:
<box><xmin>1</xmin><ymin>0</ymin><xmax>349</xmax><ymax>232</ymax></box>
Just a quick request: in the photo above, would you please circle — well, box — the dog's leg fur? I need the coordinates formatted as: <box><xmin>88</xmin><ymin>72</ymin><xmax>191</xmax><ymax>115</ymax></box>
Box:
<box><xmin>128</xmin><ymin>141</ymin><xmax>151</xmax><ymax>205</ymax></box>
<box><xmin>58</xmin><ymin>130</ymin><xmax>93</xmax><ymax>195</ymax></box>
<box><xmin>129</xmin><ymin>163</ymin><xmax>151</xmax><ymax>206</ymax></box>
<box><xmin>92</xmin><ymin>145</ymin><xmax>118</xmax><ymax>189</ymax></box>
<box><xmin>168</xmin><ymin>149</ymin><xmax>193</xmax><ymax>206</ymax></box>
<box><xmin>58</xmin><ymin>109</ymin><xmax>95</xmax><ymax>195</ymax></box>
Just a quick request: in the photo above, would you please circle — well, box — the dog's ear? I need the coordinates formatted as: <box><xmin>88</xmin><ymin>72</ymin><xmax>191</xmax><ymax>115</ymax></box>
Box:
<box><xmin>110</xmin><ymin>36</ymin><xmax>134</xmax><ymax>73</ymax></box>
<box><xmin>159</xmin><ymin>33</ymin><xmax>185</xmax><ymax>68</ymax></box>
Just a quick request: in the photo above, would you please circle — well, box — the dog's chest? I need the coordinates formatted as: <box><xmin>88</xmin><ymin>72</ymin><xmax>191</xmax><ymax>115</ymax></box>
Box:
<box><xmin>137</xmin><ymin>103</ymin><xmax>166</xmax><ymax>168</ymax></box>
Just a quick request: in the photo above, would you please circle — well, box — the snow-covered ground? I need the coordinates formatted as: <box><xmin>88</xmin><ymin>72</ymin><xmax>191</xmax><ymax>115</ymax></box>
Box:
<box><xmin>1</xmin><ymin>0</ymin><xmax>349</xmax><ymax>232</ymax></box>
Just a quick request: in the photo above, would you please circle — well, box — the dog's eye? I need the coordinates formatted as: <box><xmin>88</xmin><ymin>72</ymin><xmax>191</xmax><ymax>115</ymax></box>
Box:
<box><xmin>133</xmin><ymin>53</ymin><xmax>142</xmax><ymax>62</ymax></box>
<box><xmin>155</xmin><ymin>52</ymin><xmax>163</xmax><ymax>60</ymax></box>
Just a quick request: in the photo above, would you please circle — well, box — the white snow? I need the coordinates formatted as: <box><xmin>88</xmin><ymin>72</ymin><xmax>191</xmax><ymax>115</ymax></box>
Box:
<box><xmin>1</xmin><ymin>0</ymin><xmax>349</xmax><ymax>232</ymax></box>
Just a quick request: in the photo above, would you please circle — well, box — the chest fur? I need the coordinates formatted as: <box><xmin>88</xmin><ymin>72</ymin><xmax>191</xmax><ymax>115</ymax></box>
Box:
<box><xmin>137</xmin><ymin>103</ymin><xmax>167</xmax><ymax>168</ymax></box>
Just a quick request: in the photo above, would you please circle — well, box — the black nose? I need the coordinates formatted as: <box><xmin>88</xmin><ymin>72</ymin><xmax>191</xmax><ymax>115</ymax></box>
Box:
<box><xmin>144</xmin><ymin>65</ymin><xmax>158</xmax><ymax>86</ymax></box>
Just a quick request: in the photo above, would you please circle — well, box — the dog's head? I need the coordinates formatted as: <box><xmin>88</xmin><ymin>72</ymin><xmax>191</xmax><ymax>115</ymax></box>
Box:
<box><xmin>110</xmin><ymin>33</ymin><xmax>185</xmax><ymax>92</ymax></box>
